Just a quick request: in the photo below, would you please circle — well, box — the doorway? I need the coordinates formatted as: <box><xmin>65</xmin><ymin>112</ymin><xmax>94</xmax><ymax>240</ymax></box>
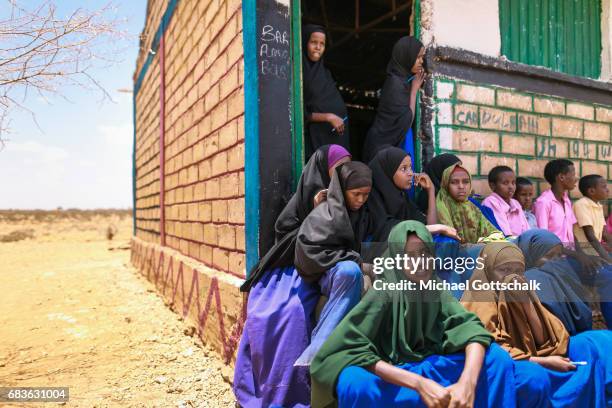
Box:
<box><xmin>297</xmin><ymin>0</ymin><xmax>414</xmax><ymax>161</ymax></box>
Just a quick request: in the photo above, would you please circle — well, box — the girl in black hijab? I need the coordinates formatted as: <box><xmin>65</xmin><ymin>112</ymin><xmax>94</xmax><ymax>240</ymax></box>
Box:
<box><xmin>363</xmin><ymin>36</ymin><xmax>425</xmax><ymax>162</ymax></box>
<box><xmin>368</xmin><ymin>146</ymin><xmax>459</xmax><ymax>241</ymax></box>
<box><xmin>294</xmin><ymin>161</ymin><xmax>374</xmax><ymax>365</ymax></box>
<box><xmin>302</xmin><ymin>24</ymin><xmax>350</xmax><ymax>159</ymax></box>
<box><xmin>242</xmin><ymin>144</ymin><xmax>351</xmax><ymax>291</ymax></box>
<box><xmin>233</xmin><ymin>145</ymin><xmax>350</xmax><ymax>407</ymax></box>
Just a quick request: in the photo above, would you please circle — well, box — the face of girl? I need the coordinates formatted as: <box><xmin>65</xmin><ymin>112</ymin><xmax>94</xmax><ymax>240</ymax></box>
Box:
<box><xmin>448</xmin><ymin>168</ymin><xmax>470</xmax><ymax>202</ymax></box>
<box><xmin>492</xmin><ymin>171</ymin><xmax>516</xmax><ymax>201</ymax></box>
<box><xmin>328</xmin><ymin>156</ymin><xmax>351</xmax><ymax>178</ymax></box>
<box><xmin>403</xmin><ymin>233</ymin><xmax>433</xmax><ymax>282</ymax></box>
<box><xmin>307</xmin><ymin>32</ymin><xmax>326</xmax><ymax>62</ymax></box>
<box><xmin>392</xmin><ymin>156</ymin><xmax>413</xmax><ymax>190</ymax></box>
<box><xmin>534</xmin><ymin>244</ymin><xmax>563</xmax><ymax>267</ymax></box>
<box><xmin>588</xmin><ymin>178</ymin><xmax>609</xmax><ymax>201</ymax></box>
<box><xmin>344</xmin><ymin>186</ymin><xmax>371</xmax><ymax>212</ymax></box>
<box><xmin>514</xmin><ymin>184</ymin><xmax>534</xmax><ymax>211</ymax></box>
<box><xmin>410</xmin><ymin>47</ymin><xmax>426</xmax><ymax>74</ymax></box>
<box><xmin>558</xmin><ymin>165</ymin><xmax>577</xmax><ymax>190</ymax></box>
<box><xmin>491</xmin><ymin>261</ymin><xmax>524</xmax><ymax>282</ymax></box>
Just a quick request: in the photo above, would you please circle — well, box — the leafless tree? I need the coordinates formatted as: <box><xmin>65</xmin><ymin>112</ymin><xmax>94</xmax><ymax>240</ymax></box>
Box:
<box><xmin>0</xmin><ymin>1</ymin><xmax>128</xmax><ymax>146</ymax></box>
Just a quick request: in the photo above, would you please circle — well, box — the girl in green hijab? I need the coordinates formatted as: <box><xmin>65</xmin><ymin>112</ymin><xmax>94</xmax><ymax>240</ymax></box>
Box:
<box><xmin>310</xmin><ymin>221</ymin><xmax>518</xmax><ymax>408</ymax></box>
<box><xmin>436</xmin><ymin>163</ymin><xmax>503</xmax><ymax>244</ymax></box>
<box><xmin>434</xmin><ymin>163</ymin><xmax>505</xmax><ymax>299</ymax></box>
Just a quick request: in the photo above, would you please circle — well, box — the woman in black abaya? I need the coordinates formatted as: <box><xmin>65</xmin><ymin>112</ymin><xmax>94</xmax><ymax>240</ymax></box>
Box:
<box><xmin>302</xmin><ymin>24</ymin><xmax>350</xmax><ymax>159</ymax></box>
<box><xmin>362</xmin><ymin>36</ymin><xmax>425</xmax><ymax>163</ymax></box>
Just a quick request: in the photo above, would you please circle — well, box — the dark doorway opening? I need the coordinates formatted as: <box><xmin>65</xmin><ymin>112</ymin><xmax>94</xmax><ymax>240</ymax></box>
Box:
<box><xmin>301</xmin><ymin>1</ymin><xmax>413</xmax><ymax>161</ymax></box>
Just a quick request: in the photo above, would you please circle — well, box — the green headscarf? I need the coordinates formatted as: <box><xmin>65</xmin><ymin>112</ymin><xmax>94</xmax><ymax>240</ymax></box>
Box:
<box><xmin>436</xmin><ymin>163</ymin><xmax>501</xmax><ymax>244</ymax></box>
<box><xmin>310</xmin><ymin>221</ymin><xmax>493</xmax><ymax>408</ymax></box>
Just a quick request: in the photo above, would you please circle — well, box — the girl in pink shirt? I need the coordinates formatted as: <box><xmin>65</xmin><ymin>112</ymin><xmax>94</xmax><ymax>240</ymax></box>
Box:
<box><xmin>533</xmin><ymin>159</ymin><xmax>577</xmax><ymax>245</ymax></box>
<box><xmin>482</xmin><ymin>166</ymin><xmax>529</xmax><ymax>237</ymax></box>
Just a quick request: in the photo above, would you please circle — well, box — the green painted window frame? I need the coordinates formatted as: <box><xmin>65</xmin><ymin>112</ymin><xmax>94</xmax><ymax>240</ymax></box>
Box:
<box><xmin>499</xmin><ymin>0</ymin><xmax>602</xmax><ymax>79</ymax></box>
<box><xmin>291</xmin><ymin>0</ymin><xmax>304</xmax><ymax>190</ymax></box>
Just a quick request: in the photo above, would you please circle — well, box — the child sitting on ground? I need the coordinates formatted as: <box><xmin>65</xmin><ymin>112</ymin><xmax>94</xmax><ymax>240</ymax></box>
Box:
<box><xmin>514</xmin><ymin>177</ymin><xmax>538</xmax><ymax>230</ymax></box>
<box><xmin>573</xmin><ymin>174</ymin><xmax>611</xmax><ymax>262</ymax></box>
<box><xmin>482</xmin><ymin>166</ymin><xmax>529</xmax><ymax>237</ymax></box>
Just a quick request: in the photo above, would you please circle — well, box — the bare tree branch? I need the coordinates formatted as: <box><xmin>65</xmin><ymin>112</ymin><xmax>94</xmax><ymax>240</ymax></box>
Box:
<box><xmin>0</xmin><ymin>1</ymin><xmax>129</xmax><ymax>141</ymax></box>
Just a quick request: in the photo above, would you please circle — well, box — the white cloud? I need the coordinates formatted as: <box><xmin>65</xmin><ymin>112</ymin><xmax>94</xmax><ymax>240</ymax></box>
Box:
<box><xmin>7</xmin><ymin>140</ymin><xmax>69</xmax><ymax>162</ymax></box>
<box><xmin>98</xmin><ymin>123</ymin><xmax>132</xmax><ymax>149</ymax></box>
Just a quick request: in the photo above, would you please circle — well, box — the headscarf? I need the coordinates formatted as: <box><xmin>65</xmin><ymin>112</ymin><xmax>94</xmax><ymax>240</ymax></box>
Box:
<box><xmin>416</xmin><ymin>153</ymin><xmax>462</xmax><ymax>213</ymax></box>
<box><xmin>461</xmin><ymin>243</ymin><xmax>569</xmax><ymax>360</ymax></box>
<box><xmin>368</xmin><ymin>146</ymin><xmax>426</xmax><ymax>241</ymax></box>
<box><xmin>311</xmin><ymin>221</ymin><xmax>493</xmax><ymax>408</ymax></box>
<box><xmin>424</xmin><ymin>153</ymin><xmax>462</xmax><ymax>192</ymax></box>
<box><xmin>362</xmin><ymin>36</ymin><xmax>424</xmax><ymax>162</ymax></box>
<box><xmin>241</xmin><ymin>145</ymin><xmax>349</xmax><ymax>291</ymax></box>
<box><xmin>436</xmin><ymin>163</ymin><xmax>501</xmax><ymax>243</ymax></box>
<box><xmin>295</xmin><ymin>162</ymin><xmax>372</xmax><ymax>283</ymax></box>
<box><xmin>327</xmin><ymin>144</ymin><xmax>351</xmax><ymax>169</ymax></box>
<box><xmin>516</xmin><ymin>228</ymin><xmax>563</xmax><ymax>269</ymax></box>
<box><xmin>339</xmin><ymin>161</ymin><xmax>372</xmax><ymax>190</ymax></box>
<box><xmin>302</xmin><ymin>24</ymin><xmax>349</xmax><ymax>159</ymax></box>
<box><xmin>275</xmin><ymin>144</ymin><xmax>349</xmax><ymax>241</ymax></box>
<box><xmin>517</xmin><ymin>229</ymin><xmax>593</xmax><ymax>334</ymax></box>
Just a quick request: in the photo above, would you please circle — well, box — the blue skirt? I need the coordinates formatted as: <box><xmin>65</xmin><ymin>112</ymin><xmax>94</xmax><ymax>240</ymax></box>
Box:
<box><xmin>514</xmin><ymin>331</ymin><xmax>610</xmax><ymax>408</ymax></box>
<box><xmin>336</xmin><ymin>343</ymin><xmax>517</xmax><ymax>408</ymax></box>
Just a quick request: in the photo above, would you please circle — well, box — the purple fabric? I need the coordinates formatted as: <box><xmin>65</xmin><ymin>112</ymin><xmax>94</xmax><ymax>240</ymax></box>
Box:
<box><xmin>327</xmin><ymin>144</ymin><xmax>351</xmax><ymax>169</ymax></box>
<box><xmin>233</xmin><ymin>266</ymin><xmax>319</xmax><ymax>408</ymax></box>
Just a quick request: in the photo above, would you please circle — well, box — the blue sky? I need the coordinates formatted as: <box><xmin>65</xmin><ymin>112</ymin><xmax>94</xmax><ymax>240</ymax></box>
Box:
<box><xmin>0</xmin><ymin>1</ymin><xmax>146</xmax><ymax>209</ymax></box>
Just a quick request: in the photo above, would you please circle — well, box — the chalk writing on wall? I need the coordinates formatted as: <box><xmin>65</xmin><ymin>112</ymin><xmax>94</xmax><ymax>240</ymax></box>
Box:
<box><xmin>259</xmin><ymin>24</ymin><xmax>289</xmax><ymax>79</ymax></box>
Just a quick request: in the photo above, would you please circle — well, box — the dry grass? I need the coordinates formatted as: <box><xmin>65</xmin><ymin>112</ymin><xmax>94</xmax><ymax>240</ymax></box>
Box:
<box><xmin>0</xmin><ymin>210</ymin><xmax>235</xmax><ymax>407</ymax></box>
<box><xmin>0</xmin><ymin>209</ymin><xmax>132</xmax><ymax>223</ymax></box>
<box><xmin>0</xmin><ymin>228</ymin><xmax>35</xmax><ymax>242</ymax></box>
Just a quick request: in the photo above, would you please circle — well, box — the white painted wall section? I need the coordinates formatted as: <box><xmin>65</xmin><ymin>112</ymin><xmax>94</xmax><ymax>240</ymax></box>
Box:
<box><xmin>420</xmin><ymin>0</ymin><xmax>501</xmax><ymax>57</ymax></box>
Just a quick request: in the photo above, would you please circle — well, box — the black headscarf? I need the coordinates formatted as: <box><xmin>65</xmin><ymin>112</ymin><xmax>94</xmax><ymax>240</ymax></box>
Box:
<box><xmin>302</xmin><ymin>24</ymin><xmax>350</xmax><ymax>159</ymax></box>
<box><xmin>368</xmin><ymin>146</ymin><xmax>426</xmax><ymax>241</ymax></box>
<box><xmin>416</xmin><ymin>153</ymin><xmax>461</xmax><ymax>213</ymax></box>
<box><xmin>241</xmin><ymin>145</ymin><xmax>347</xmax><ymax>291</ymax></box>
<box><xmin>362</xmin><ymin>36</ymin><xmax>424</xmax><ymax>162</ymax></box>
<box><xmin>295</xmin><ymin>162</ymin><xmax>373</xmax><ymax>283</ymax></box>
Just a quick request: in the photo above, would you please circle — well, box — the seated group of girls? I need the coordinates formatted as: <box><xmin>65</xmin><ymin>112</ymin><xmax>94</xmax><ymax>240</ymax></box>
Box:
<box><xmin>233</xmin><ymin>143</ymin><xmax>612</xmax><ymax>408</ymax></box>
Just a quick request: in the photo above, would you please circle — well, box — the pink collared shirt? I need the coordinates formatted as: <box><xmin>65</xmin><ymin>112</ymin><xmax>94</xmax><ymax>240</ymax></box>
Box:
<box><xmin>533</xmin><ymin>189</ymin><xmax>577</xmax><ymax>244</ymax></box>
<box><xmin>482</xmin><ymin>192</ymin><xmax>530</xmax><ymax>236</ymax></box>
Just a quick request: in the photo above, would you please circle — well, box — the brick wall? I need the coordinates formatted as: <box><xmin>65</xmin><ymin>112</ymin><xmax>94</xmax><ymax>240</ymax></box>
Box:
<box><xmin>432</xmin><ymin>77</ymin><xmax>612</xmax><ymax>213</ymax></box>
<box><xmin>134</xmin><ymin>49</ymin><xmax>161</xmax><ymax>244</ymax></box>
<box><xmin>134</xmin><ymin>0</ymin><xmax>246</xmax><ymax>278</ymax></box>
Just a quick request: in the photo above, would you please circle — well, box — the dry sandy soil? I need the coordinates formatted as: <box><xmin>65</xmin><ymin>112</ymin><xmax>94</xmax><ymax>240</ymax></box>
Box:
<box><xmin>0</xmin><ymin>211</ymin><xmax>235</xmax><ymax>407</ymax></box>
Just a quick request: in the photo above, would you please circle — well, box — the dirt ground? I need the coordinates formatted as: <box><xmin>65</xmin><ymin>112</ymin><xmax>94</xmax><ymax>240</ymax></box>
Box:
<box><xmin>0</xmin><ymin>211</ymin><xmax>235</xmax><ymax>407</ymax></box>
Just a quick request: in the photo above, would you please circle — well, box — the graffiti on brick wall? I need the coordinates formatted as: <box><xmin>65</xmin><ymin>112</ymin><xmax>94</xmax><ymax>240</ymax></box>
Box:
<box><xmin>259</xmin><ymin>25</ymin><xmax>289</xmax><ymax>79</ymax></box>
<box><xmin>600</xmin><ymin>144</ymin><xmax>612</xmax><ymax>161</ymax></box>
<box><xmin>571</xmin><ymin>140</ymin><xmax>592</xmax><ymax>159</ymax></box>
<box><xmin>455</xmin><ymin>108</ymin><xmax>478</xmax><ymax>127</ymax></box>
<box><xmin>518</xmin><ymin>115</ymin><xmax>539</xmax><ymax>134</ymax></box>
<box><xmin>537</xmin><ymin>138</ymin><xmax>557</xmax><ymax>158</ymax></box>
<box><xmin>481</xmin><ymin>109</ymin><xmax>514</xmax><ymax>130</ymax></box>
<box><xmin>131</xmin><ymin>241</ymin><xmax>246</xmax><ymax>364</ymax></box>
